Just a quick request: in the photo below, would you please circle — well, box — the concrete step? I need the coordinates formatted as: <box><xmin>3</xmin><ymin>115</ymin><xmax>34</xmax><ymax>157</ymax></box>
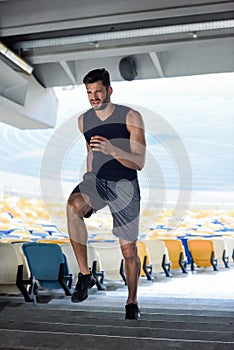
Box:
<box><xmin>2</xmin><ymin>305</ymin><xmax>234</xmax><ymax>324</ymax></box>
<box><xmin>0</xmin><ymin>304</ymin><xmax>234</xmax><ymax>350</ymax></box>
<box><xmin>0</xmin><ymin>316</ymin><xmax>234</xmax><ymax>341</ymax></box>
<box><xmin>1</xmin><ymin>328</ymin><xmax>234</xmax><ymax>350</ymax></box>
<box><xmin>1</xmin><ymin>310</ymin><xmax>233</xmax><ymax>331</ymax></box>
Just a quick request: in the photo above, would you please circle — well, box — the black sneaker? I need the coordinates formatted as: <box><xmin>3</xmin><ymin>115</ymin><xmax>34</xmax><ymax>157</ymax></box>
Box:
<box><xmin>71</xmin><ymin>272</ymin><xmax>96</xmax><ymax>303</ymax></box>
<box><xmin>125</xmin><ymin>303</ymin><xmax>140</xmax><ymax>320</ymax></box>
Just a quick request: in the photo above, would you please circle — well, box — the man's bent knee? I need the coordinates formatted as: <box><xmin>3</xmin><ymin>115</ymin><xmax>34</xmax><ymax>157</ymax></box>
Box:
<box><xmin>67</xmin><ymin>193</ymin><xmax>92</xmax><ymax>218</ymax></box>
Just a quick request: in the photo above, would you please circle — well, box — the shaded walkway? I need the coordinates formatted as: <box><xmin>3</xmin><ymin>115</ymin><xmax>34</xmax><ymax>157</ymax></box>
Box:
<box><xmin>1</xmin><ymin>266</ymin><xmax>234</xmax><ymax>349</ymax></box>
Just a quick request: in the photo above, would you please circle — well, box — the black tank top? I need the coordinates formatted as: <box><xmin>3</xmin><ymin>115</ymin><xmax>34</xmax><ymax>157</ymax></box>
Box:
<box><xmin>83</xmin><ymin>104</ymin><xmax>137</xmax><ymax>181</ymax></box>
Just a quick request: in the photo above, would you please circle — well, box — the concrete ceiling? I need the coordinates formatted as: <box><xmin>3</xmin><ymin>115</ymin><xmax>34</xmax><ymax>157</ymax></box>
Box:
<box><xmin>0</xmin><ymin>0</ymin><xmax>233</xmax><ymax>128</ymax></box>
<box><xmin>1</xmin><ymin>0</ymin><xmax>234</xmax><ymax>87</ymax></box>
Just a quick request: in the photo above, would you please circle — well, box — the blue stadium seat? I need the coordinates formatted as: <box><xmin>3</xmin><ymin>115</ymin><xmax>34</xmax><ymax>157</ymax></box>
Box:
<box><xmin>22</xmin><ymin>242</ymin><xmax>73</xmax><ymax>299</ymax></box>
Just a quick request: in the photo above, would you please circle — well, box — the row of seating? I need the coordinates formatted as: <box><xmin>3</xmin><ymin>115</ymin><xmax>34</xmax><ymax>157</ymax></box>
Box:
<box><xmin>0</xmin><ymin>236</ymin><xmax>233</xmax><ymax>302</ymax></box>
<box><xmin>1</xmin><ymin>194</ymin><xmax>234</xmax><ymax>243</ymax></box>
<box><xmin>140</xmin><ymin>236</ymin><xmax>234</xmax><ymax>280</ymax></box>
<box><xmin>0</xmin><ymin>241</ymin><xmax>119</xmax><ymax>302</ymax></box>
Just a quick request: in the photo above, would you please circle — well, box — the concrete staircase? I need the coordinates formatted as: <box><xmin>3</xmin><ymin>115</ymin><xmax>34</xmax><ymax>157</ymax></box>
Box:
<box><xmin>0</xmin><ymin>297</ymin><xmax>234</xmax><ymax>350</ymax></box>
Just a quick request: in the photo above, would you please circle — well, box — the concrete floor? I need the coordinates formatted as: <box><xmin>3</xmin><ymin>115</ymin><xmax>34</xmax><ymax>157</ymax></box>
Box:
<box><xmin>1</xmin><ymin>261</ymin><xmax>233</xmax><ymax>310</ymax></box>
<box><xmin>45</xmin><ymin>262</ymin><xmax>234</xmax><ymax>312</ymax></box>
<box><xmin>1</xmin><ymin>263</ymin><xmax>234</xmax><ymax>350</ymax></box>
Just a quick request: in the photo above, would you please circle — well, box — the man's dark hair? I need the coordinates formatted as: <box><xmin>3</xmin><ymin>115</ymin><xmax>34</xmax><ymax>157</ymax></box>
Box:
<box><xmin>83</xmin><ymin>68</ymin><xmax>111</xmax><ymax>89</ymax></box>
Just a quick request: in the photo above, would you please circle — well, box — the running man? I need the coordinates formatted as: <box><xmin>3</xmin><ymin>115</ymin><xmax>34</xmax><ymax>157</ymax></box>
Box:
<box><xmin>67</xmin><ymin>68</ymin><xmax>146</xmax><ymax>319</ymax></box>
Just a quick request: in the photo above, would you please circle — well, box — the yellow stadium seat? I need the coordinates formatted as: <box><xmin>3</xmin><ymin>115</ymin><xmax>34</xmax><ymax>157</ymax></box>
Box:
<box><xmin>37</xmin><ymin>238</ymin><xmax>70</xmax><ymax>244</ymax></box>
<box><xmin>137</xmin><ymin>241</ymin><xmax>153</xmax><ymax>281</ymax></box>
<box><xmin>0</xmin><ymin>237</ymin><xmax>32</xmax><ymax>244</ymax></box>
<box><xmin>163</xmin><ymin>239</ymin><xmax>188</xmax><ymax>273</ymax></box>
<box><xmin>187</xmin><ymin>239</ymin><xmax>218</xmax><ymax>271</ymax></box>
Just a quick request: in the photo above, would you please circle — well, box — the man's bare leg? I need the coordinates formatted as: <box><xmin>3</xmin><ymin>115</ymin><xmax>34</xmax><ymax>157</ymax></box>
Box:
<box><xmin>119</xmin><ymin>238</ymin><xmax>140</xmax><ymax>305</ymax></box>
<box><xmin>66</xmin><ymin>192</ymin><xmax>96</xmax><ymax>303</ymax></box>
<box><xmin>67</xmin><ymin>192</ymin><xmax>92</xmax><ymax>274</ymax></box>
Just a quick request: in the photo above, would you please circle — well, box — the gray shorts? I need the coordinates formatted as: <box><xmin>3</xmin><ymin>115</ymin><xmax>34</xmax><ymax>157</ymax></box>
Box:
<box><xmin>71</xmin><ymin>172</ymin><xmax>141</xmax><ymax>241</ymax></box>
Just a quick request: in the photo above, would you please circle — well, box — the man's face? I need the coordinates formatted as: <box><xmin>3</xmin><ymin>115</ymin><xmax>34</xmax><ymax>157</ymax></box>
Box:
<box><xmin>86</xmin><ymin>80</ymin><xmax>112</xmax><ymax>110</ymax></box>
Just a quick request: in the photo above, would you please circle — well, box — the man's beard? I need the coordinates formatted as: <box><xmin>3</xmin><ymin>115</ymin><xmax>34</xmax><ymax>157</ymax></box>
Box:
<box><xmin>92</xmin><ymin>93</ymin><xmax>110</xmax><ymax>110</ymax></box>
<box><xmin>94</xmin><ymin>102</ymin><xmax>108</xmax><ymax>110</ymax></box>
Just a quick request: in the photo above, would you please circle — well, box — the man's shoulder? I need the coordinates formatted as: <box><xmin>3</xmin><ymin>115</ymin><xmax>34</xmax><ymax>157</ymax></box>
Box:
<box><xmin>116</xmin><ymin>104</ymin><xmax>140</xmax><ymax>116</ymax></box>
<box><xmin>116</xmin><ymin>103</ymin><xmax>130</xmax><ymax>110</ymax></box>
<box><xmin>83</xmin><ymin>107</ymin><xmax>93</xmax><ymax>117</ymax></box>
<box><xmin>115</xmin><ymin>104</ymin><xmax>133</xmax><ymax>118</ymax></box>
<box><xmin>78</xmin><ymin>108</ymin><xmax>92</xmax><ymax>131</ymax></box>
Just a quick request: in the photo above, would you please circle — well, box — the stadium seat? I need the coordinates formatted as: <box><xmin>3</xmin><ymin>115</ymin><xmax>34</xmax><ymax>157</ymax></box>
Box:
<box><xmin>223</xmin><ymin>236</ymin><xmax>234</xmax><ymax>262</ymax></box>
<box><xmin>137</xmin><ymin>241</ymin><xmax>153</xmax><ymax>281</ymax></box>
<box><xmin>0</xmin><ymin>243</ymin><xmax>35</xmax><ymax>302</ymax></box>
<box><xmin>0</xmin><ymin>237</ymin><xmax>32</xmax><ymax>243</ymax></box>
<box><xmin>60</xmin><ymin>242</ymin><xmax>105</xmax><ymax>291</ymax></box>
<box><xmin>210</xmin><ymin>237</ymin><xmax>229</xmax><ymax>268</ymax></box>
<box><xmin>187</xmin><ymin>239</ymin><xmax>218</xmax><ymax>271</ymax></box>
<box><xmin>37</xmin><ymin>238</ymin><xmax>70</xmax><ymax>244</ymax></box>
<box><xmin>163</xmin><ymin>239</ymin><xmax>188</xmax><ymax>273</ymax></box>
<box><xmin>22</xmin><ymin>242</ymin><xmax>73</xmax><ymax>299</ymax></box>
<box><xmin>144</xmin><ymin>239</ymin><xmax>171</xmax><ymax>277</ymax></box>
<box><xmin>89</xmin><ymin>241</ymin><xmax>126</xmax><ymax>284</ymax></box>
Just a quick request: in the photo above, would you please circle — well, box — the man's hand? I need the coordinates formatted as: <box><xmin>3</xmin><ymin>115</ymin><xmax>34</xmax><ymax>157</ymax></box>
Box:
<box><xmin>90</xmin><ymin>135</ymin><xmax>115</xmax><ymax>155</ymax></box>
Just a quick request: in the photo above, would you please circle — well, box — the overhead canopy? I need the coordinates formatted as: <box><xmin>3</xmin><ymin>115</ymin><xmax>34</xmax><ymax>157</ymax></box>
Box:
<box><xmin>0</xmin><ymin>0</ymin><xmax>233</xmax><ymax>128</ymax></box>
<box><xmin>0</xmin><ymin>56</ymin><xmax>58</xmax><ymax>129</ymax></box>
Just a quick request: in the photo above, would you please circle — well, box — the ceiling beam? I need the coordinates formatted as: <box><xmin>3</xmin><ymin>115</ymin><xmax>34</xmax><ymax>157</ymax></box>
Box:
<box><xmin>59</xmin><ymin>61</ymin><xmax>76</xmax><ymax>84</ymax></box>
<box><xmin>24</xmin><ymin>35</ymin><xmax>234</xmax><ymax>64</ymax></box>
<box><xmin>149</xmin><ymin>52</ymin><xmax>164</xmax><ymax>78</ymax></box>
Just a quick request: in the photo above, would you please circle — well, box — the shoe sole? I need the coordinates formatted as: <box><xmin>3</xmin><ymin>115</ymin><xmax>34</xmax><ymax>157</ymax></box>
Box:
<box><xmin>125</xmin><ymin>313</ymin><xmax>140</xmax><ymax>320</ymax></box>
<box><xmin>125</xmin><ymin>304</ymin><xmax>140</xmax><ymax>320</ymax></box>
<box><xmin>71</xmin><ymin>278</ymin><xmax>96</xmax><ymax>303</ymax></box>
